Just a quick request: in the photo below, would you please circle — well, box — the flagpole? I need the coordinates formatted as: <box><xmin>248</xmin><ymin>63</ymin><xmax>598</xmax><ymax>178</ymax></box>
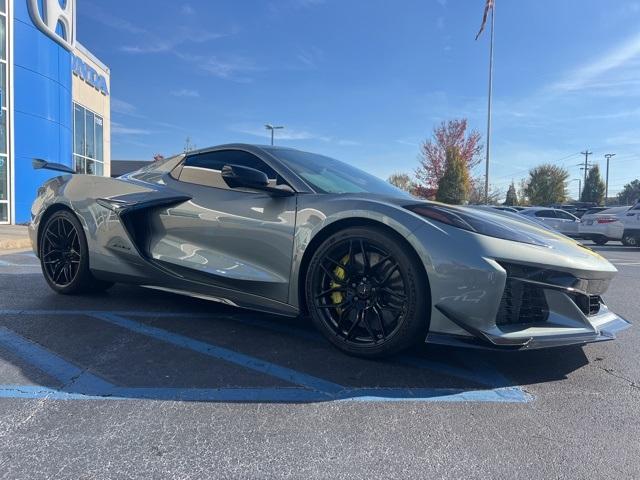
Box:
<box><xmin>484</xmin><ymin>2</ymin><xmax>495</xmax><ymax>204</ymax></box>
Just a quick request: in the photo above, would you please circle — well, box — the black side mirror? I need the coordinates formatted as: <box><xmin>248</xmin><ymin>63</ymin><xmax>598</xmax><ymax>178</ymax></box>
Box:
<box><xmin>221</xmin><ymin>164</ymin><xmax>294</xmax><ymax>196</ymax></box>
<box><xmin>221</xmin><ymin>164</ymin><xmax>269</xmax><ymax>189</ymax></box>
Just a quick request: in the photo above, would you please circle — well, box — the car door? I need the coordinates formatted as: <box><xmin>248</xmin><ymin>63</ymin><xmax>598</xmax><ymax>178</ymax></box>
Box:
<box><xmin>554</xmin><ymin>209</ymin><xmax>580</xmax><ymax>236</ymax></box>
<box><xmin>534</xmin><ymin>209</ymin><xmax>561</xmax><ymax>231</ymax></box>
<box><xmin>147</xmin><ymin>149</ymin><xmax>297</xmax><ymax>303</ymax></box>
<box><xmin>625</xmin><ymin>203</ymin><xmax>640</xmax><ymax>229</ymax></box>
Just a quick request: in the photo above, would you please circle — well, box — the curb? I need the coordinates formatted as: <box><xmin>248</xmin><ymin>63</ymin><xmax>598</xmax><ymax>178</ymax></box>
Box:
<box><xmin>0</xmin><ymin>238</ymin><xmax>32</xmax><ymax>251</ymax></box>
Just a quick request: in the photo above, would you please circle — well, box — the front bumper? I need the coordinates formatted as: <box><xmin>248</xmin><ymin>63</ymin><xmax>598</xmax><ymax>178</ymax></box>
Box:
<box><xmin>428</xmin><ymin>304</ymin><xmax>631</xmax><ymax>350</ymax></box>
<box><xmin>579</xmin><ymin>222</ymin><xmax>624</xmax><ymax>240</ymax></box>
<box><xmin>407</xmin><ymin>221</ymin><xmax>630</xmax><ymax>351</ymax></box>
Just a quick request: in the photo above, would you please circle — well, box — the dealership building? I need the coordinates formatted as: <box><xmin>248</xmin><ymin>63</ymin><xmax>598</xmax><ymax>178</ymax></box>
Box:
<box><xmin>1</xmin><ymin>0</ymin><xmax>110</xmax><ymax>224</ymax></box>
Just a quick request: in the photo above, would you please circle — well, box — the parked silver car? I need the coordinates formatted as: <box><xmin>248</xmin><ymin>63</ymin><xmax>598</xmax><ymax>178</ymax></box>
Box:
<box><xmin>622</xmin><ymin>203</ymin><xmax>640</xmax><ymax>246</ymax></box>
<box><xmin>519</xmin><ymin>207</ymin><xmax>581</xmax><ymax>238</ymax></box>
<box><xmin>28</xmin><ymin>144</ymin><xmax>630</xmax><ymax>357</ymax></box>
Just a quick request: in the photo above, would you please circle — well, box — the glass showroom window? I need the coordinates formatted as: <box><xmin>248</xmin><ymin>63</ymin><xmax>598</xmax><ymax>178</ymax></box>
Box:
<box><xmin>0</xmin><ymin>0</ymin><xmax>9</xmax><ymax>223</ymax></box>
<box><xmin>73</xmin><ymin>103</ymin><xmax>104</xmax><ymax>176</ymax></box>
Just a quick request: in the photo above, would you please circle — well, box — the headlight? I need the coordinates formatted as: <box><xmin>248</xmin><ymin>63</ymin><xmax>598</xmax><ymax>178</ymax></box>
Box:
<box><xmin>406</xmin><ymin>204</ymin><xmax>548</xmax><ymax>246</ymax></box>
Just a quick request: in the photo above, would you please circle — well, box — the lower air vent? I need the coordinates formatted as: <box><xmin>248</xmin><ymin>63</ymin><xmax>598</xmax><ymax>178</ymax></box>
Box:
<box><xmin>496</xmin><ymin>277</ymin><xmax>549</xmax><ymax>326</ymax></box>
<box><xmin>569</xmin><ymin>294</ymin><xmax>602</xmax><ymax>316</ymax></box>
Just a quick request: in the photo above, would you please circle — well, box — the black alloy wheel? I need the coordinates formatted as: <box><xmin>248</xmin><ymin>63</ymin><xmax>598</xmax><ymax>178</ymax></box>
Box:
<box><xmin>41</xmin><ymin>214</ymin><xmax>81</xmax><ymax>287</ymax></box>
<box><xmin>306</xmin><ymin>227</ymin><xmax>428</xmax><ymax>358</ymax></box>
<box><xmin>39</xmin><ymin>210</ymin><xmax>113</xmax><ymax>294</ymax></box>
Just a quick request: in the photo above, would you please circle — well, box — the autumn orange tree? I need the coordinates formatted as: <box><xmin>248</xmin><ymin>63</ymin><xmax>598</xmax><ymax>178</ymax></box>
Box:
<box><xmin>415</xmin><ymin>119</ymin><xmax>482</xmax><ymax>199</ymax></box>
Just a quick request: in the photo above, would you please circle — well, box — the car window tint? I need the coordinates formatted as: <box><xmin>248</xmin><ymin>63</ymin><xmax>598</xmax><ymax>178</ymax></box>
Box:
<box><xmin>555</xmin><ymin>210</ymin><xmax>575</xmax><ymax>220</ymax></box>
<box><xmin>179</xmin><ymin>150</ymin><xmax>280</xmax><ymax>190</ymax></box>
<box><xmin>535</xmin><ymin>210</ymin><xmax>556</xmax><ymax>218</ymax></box>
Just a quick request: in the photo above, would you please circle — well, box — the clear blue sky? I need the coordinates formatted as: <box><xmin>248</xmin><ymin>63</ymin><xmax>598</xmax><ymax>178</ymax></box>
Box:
<box><xmin>78</xmin><ymin>0</ymin><xmax>640</xmax><ymax>198</ymax></box>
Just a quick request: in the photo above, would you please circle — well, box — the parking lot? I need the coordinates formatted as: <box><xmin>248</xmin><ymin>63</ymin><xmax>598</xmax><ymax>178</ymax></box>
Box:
<box><xmin>0</xmin><ymin>243</ymin><xmax>638</xmax><ymax>479</ymax></box>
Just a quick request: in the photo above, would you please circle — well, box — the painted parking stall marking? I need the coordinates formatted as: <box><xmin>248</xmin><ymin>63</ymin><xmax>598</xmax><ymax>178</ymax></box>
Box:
<box><xmin>0</xmin><ymin>309</ymin><xmax>531</xmax><ymax>403</ymax></box>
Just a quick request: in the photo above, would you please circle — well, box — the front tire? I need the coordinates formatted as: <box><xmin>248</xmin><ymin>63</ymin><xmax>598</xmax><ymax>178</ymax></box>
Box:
<box><xmin>39</xmin><ymin>210</ymin><xmax>113</xmax><ymax>294</ymax></box>
<box><xmin>305</xmin><ymin>227</ymin><xmax>429</xmax><ymax>358</ymax></box>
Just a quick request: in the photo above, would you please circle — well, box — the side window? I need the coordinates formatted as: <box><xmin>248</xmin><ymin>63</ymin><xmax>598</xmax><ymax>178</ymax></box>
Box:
<box><xmin>535</xmin><ymin>210</ymin><xmax>556</xmax><ymax>219</ymax></box>
<box><xmin>178</xmin><ymin>150</ymin><xmax>282</xmax><ymax>190</ymax></box>
<box><xmin>556</xmin><ymin>210</ymin><xmax>575</xmax><ymax>220</ymax></box>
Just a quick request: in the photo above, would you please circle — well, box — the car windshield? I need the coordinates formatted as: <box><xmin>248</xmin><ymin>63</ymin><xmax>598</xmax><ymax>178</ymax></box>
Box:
<box><xmin>268</xmin><ymin>148</ymin><xmax>411</xmax><ymax>197</ymax></box>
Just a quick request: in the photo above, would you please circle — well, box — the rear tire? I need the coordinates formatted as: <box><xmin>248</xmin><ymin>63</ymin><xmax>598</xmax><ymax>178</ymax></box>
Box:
<box><xmin>39</xmin><ymin>210</ymin><xmax>114</xmax><ymax>294</ymax></box>
<box><xmin>305</xmin><ymin>226</ymin><xmax>429</xmax><ymax>358</ymax></box>
<box><xmin>622</xmin><ymin>233</ymin><xmax>638</xmax><ymax>247</ymax></box>
<box><xmin>593</xmin><ymin>236</ymin><xmax>608</xmax><ymax>246</ymax></box>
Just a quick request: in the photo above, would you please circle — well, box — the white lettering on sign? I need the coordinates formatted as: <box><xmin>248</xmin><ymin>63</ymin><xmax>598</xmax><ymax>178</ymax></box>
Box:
<box><xmin>72</xmin><ymin>55</ymin><xmax>109</xmax><ymax>96</ymax></box>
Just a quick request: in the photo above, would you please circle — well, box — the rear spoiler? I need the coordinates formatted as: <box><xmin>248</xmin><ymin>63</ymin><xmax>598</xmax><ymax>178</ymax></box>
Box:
<box><xmin>32</xmin><ymin>158</ymin><xmax>75</xmax><ymax>174</ymax></box>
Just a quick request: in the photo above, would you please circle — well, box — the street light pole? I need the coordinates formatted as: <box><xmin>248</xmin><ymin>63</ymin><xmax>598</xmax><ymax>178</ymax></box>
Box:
<box><xmin>604</xmin><ymin>153</ymin><xmax>616</xmax><ymax>205</ymax></box>
<box><xmin>265</xmin><ymin>124</ymin><xmax>284</xmax><ymax>146</ymax></box>
<box><xmin>569</xmin><ymin>178</ymin><xmax>581</xmax><ymax>200</ymax></box>
<box><xmin>484</xmin><ymin>2</ymin><xmax>495</xmax><ymax>204</ymax></box>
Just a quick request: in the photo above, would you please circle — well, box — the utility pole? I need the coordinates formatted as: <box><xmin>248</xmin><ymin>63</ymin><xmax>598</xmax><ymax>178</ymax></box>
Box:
<box><xmin>265</xmin><ymin>124</ymin><xmax>284</xmax><ymax>146</ymax></box>
<box><xmin>604</xmin><ymin>153</ymin><xmax>616</xmax><ymax>205</ymax></box>
<box><xmin>580</xmin><ymin>149</ymin><xmax>592</xmax><ymax>200</ymax></box>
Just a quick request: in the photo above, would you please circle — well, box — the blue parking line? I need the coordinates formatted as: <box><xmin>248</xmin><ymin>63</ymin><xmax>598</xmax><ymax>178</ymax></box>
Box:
<box><xmin>0</xmin><ymin>385</ymin><xmax>530</xmax><ymax>403</ymax></box>
<box><xmin>0</xmin><ymin>310</ymin><xmax>532</xmax><ymax>403</ymax></box>
<box><xmin>191</xmin><ymin>312</ymin><xmax>508</xmax><ymax>389</ymax></box>
<box><xmin>0</xmin><ymin>327</ymin><xmax>113</xmax><ymax>394</ymax></box>
<box><xmin>92</xmin><ymin>312</ymin><xmax>345</xmax><ymax>395</ymax></box>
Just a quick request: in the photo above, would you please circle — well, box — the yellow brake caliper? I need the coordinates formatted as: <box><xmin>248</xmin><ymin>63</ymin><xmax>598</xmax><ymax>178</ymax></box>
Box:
<box><xmin>331</xmin><ymin>255</ymin><xmax>350</xmax><ymax>308</ymax></box>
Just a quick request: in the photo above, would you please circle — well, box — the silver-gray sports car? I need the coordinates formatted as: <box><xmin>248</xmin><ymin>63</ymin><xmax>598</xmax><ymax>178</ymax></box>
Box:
<box><xmin>29</xmin><ymin>144</ymin><xmax>630</xmax><ymax>357</ymax></box>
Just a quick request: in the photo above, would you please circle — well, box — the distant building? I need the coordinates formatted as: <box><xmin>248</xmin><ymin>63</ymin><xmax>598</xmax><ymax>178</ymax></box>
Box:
<box><xmin>110</xmin><ymin>160</ymin><xmax>151</xmax><ymax>178</ymax></box>
<box><xmin>3</xmin><ymin>0</ymin><xmax>110</xmax><ymax>224</ymax></box>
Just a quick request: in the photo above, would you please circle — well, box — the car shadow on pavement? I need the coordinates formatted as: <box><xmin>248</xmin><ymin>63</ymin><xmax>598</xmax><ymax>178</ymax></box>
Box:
<box><xmin>0</xmin><ymin>283</ymin><xmax>590</xmax><ymax>403</ymax></box>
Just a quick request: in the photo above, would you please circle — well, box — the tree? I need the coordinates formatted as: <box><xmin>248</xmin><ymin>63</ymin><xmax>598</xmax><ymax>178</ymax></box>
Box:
<box><xmin>618</xmin><ymin>179</ymin><xmax>640</xmax><ymax>205</ymax></box>
<box><xmin>435</xmin><ymin>147</ymin><xmax>470</xmax><ymax>204</ymax></box>
<box><xmin>580</xmin><ymin>165</ymin><xmax>606</xmax><ymax>205</ymax></box>
<box><xmin>468</xmin><ymin>177</ymin><xmax>501</xmax><ymax>205</ymax></box>
<box><xmin>415</xmin><ymin>119</ymin><xmax>482</xmax><ymax>198</ymax></box>
<box><xmin>387</xmin><ymin>172</ymin><xmax>415</xmax><ymax>193</ymax></box>
<box><xmin>504</xmin><ymin>182</ymin><xmax>518</xmax><ymax>206</ymax></box>
<box><xmin>524</xmin><ymin>164</ymin><xmax>569</xmax><ymax>206</ymax></box>
<box><xmin>516</xmin><ymin>178</ymin><xmax>529</xmax><ymax>206</ymax></box>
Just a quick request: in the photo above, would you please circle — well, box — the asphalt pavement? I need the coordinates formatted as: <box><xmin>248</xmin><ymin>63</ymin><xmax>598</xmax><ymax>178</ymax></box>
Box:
<box><xmin>0</xmin><ymin>242</ymin><xmax>638</xmax><ymax>479</ymax></box>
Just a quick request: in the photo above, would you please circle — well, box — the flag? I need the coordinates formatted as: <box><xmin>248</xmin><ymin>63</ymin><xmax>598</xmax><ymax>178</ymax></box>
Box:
<box><xmin>475</xmin><ymin>0</ymin><xmax>494</xmax><ymax>40</ymax></box>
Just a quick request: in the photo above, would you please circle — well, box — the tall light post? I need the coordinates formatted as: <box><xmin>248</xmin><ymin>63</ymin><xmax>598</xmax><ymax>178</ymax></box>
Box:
<box><xmin>265</xmin><ymin>124</ymin><xmax>284</xmax><ymax>146</ymax></box>
<box><xmin>569</xmin><ymin>178</ymin><xmax>581</xmax><ymax>201</ymax></box>
<box><xmin>604</xmin><ymin>153</ymin><xmax>616</xmax><ymax>205</ymax></box>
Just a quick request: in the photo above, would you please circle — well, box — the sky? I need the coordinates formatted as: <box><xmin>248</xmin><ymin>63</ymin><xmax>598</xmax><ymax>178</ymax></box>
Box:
<box><xmin>78</xmin><ymin>0</ymin><xmax>640</xmax><ymax>199</ymax></box>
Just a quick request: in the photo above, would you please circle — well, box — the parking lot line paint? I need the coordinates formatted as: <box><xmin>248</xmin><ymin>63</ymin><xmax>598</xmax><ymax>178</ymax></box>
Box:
<box><xmin>0</xmin><ymin>385</ymin><xmax>531</xmax><ymax>402</ymax></box>
<box><xmin>334</xmin><ymin>386</ymin><xmax>531</xmax><ymax>403</ymax></box>
<box><xmin>92</xmin><ymin>313</ymin><xmax>345</xmax><ymax>395</ymax></box>
<box><xmin>0</xmin><ymin>310</ymin><xmax>531</xmax><ymax>403</ymax></box>
<box><xmin>0</xmin><ymin>327</ymin><xmax>114</xmax><ymax>394</ymax></box>
<box><xmin>0</xmin><ymin>309</ymin><xmax>523</xmax><ymax>391</ymax></box>
<box><xmin>197</xmin><ymin>312</ymin><xmax>508</xmax><ymax>389</ymax></box>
